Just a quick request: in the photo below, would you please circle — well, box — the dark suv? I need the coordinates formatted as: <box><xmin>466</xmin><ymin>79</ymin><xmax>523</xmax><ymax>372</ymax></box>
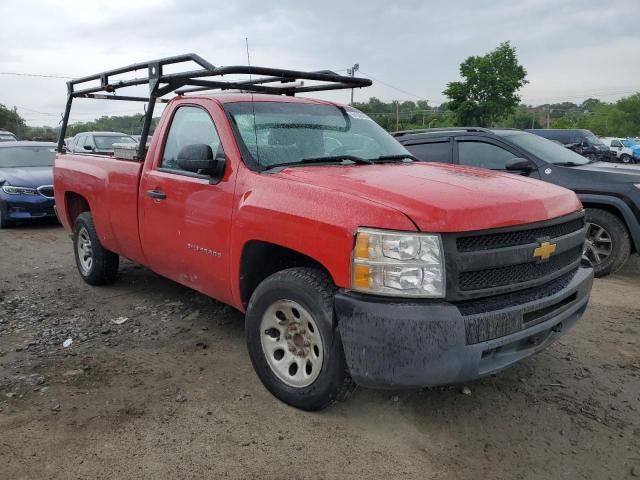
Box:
<box><xmin>394</xmin><ymin>127</ymin><xmax>640</xmax><ymax>277</ymax></box>
<box><xmin>526</xmin><ymin>129</ymin><xmax>612</xmax><ymax>162</ymax></box>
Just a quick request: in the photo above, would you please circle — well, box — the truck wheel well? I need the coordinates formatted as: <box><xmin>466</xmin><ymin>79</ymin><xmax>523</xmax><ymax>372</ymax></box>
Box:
<box><xmin>65</xmin><ymin>192</ymin><xmax>90</xmax><ymax>226</ymax></box>
<box><xmin>582</xmin><ymin>202</ymin><xmax>635</xmax><ymax>253</ymax></box>
<box><xmin>239</xmin><ymin>241</ymin><xmax>334</xmax><ymax>308</ymax></box>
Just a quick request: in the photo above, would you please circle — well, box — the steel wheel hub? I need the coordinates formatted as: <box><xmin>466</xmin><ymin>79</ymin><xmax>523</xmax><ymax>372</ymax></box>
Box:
<box><xmin>77</xmin><ymin>227</ymin><xmax>94</xmax><ymax>274</ymax></box>
<box><xmin>584</xmin><ymin>222</ymin><xmax>612</xmax><ymax>265</ymax></box>
<box><xmin>260</xmin><ymin>299</ymin><xmax>324</xmax><ymax>388</ymax></box>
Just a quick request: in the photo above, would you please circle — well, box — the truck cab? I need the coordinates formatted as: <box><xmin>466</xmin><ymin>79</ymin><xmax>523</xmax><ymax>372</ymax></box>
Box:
<box><xmin>54</xmin><ymin>55</ymin><xmax>594</xmax><ymax>410</ymax></box>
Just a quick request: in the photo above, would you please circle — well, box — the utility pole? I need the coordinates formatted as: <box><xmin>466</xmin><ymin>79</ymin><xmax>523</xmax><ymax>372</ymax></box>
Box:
<box><xmin>546</xmin><ymin>106</ymin><xmax>551</xmax><ymax>128</ymax></box>
<box><xmin>347</xmin><ymin>63</ymin><xmax>359</xmax><ymax>106</ymax></box>
<box><xmin>396</xmin><ymin>101</ymin><xmax>400</xmax><ymax>131</ymax></box>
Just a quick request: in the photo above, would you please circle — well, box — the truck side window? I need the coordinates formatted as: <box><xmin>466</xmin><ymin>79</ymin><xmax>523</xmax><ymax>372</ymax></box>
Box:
<box><xmin>458</xmin><ymin>141</ymin><xmax>515</xmax><ymax>170</ymax></box>
<box><xmin>405</xmin><ymin>142</ymin><xmax>450</xmax><ymax>163</ymax></box>
<box><xmin>611</xmin><ymin>140</ymin><xmax>622</xmax><ymax>148</ymax></box>
<box><xmin>161</xmin><ymin>106</ymin><xmax>221</xmax><ymax>171</ymax></box>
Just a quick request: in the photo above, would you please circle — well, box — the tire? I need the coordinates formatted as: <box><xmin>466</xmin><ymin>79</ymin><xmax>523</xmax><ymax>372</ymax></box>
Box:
<box><xmin>0</xmin><ymin>202</ymin><xmax>12</xmax><ymax>229</ymax></box>
<box><xmin>72</xmin><ymin>212</ymin><xmax>119</xmax><ymax>285</ymax></box>
<box><xmin>620</xmin><ymin>154</ymin><xmax>633</xmax><ymax>164</ymax></box>
<box><xmin>245</xmin><ymin>267</ymin><xmax>351</xmax><ymax>411</ymax></box>
<box><xmin>584</xmin><ymin>208</ymin><xmax>630</xmax><ymax>278</ymax></box>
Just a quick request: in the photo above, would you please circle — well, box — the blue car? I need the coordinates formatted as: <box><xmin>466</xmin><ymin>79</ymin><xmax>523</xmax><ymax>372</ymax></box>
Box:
<box><xmin>0</xmin><ymin>141</ymin><xmax>57</xmax><ymax>228</ymax></box>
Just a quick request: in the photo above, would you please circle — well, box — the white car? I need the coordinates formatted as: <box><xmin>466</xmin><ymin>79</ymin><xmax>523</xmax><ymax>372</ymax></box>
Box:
<box><xmin>601</xmin><ymin>137</ymin><xmax>636</xmax><ymax>164</ymax></box>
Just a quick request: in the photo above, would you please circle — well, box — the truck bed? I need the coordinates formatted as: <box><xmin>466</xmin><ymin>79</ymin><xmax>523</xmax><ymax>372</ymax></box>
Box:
<box><xmin>54</xmin><ymin>153</ymin><xmax>146</xmax><ymax>264</ymax></box>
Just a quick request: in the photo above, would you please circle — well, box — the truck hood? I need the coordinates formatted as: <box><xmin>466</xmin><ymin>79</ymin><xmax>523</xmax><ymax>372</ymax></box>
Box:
<box><xmin>279</xmin><ymin>162</ymin><xmax>581</xmax><ymax>232</ymax></box>
<box><xmin>0</xmin><ymin>166</ymin><xmax>53</xmax><ymax>188</ymax></box>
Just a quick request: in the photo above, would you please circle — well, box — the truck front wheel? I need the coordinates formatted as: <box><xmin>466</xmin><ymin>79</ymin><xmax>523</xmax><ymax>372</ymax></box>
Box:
<box><xmin>72</xmin><ymin>212</ymin><xmax>119</xmax><ymax>285</ymax></box>
<box><xmin>245</xmin><ymin>267</ymin><xmax>351</xmax><ymax>410</ymax></box>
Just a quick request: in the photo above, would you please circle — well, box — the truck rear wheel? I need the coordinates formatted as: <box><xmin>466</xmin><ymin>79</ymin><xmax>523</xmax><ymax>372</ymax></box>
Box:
<box><xmin>73</xmin><ymin>212</ymin><xmax>119</xmax><ymax>285</ymax></box>
<box><xmin>245</xmin><ymin>267</ymin><xmax>351</xmax><ymax>410</ymax></box>
<box><xmin>584</xmin><ymin>208</ymin><xmax>630</xmax><ymax>277</ymax></box>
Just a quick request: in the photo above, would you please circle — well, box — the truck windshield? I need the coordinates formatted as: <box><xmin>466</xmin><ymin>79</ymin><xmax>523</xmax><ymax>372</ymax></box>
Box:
<box><xmin>94</xmin><ymin>136</ymin><xmax>136</xmax><ymax>150</ymax></box>
<box><xmin>224</xmin><ymin>102</ymin><xmax>409</xmax><ymax>168</ymax></box>
<box><xmin>496</xmin><ymin>131</ymin><xmax>591</xmax><ymax>166</ymax></box>
<box><xmin>0</xmin><ymin>146</ymin><xmax>56</xmax><ymax>168</ymax></box>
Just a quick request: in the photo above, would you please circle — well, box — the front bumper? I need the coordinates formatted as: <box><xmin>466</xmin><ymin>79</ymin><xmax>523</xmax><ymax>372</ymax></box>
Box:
<box><xmin>0</xmin><ymin>194</ymin><xmax>56</xmax><ymax>220</ymax></box>
<box><xmin>335</xmin><ymin>261</ymin><xmax>593</xmax><ymax>389</ymax></box>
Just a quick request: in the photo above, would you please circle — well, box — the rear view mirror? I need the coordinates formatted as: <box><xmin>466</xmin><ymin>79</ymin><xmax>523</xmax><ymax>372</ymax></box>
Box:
<box><xmin>505</xmin><ymin>158</ymin><xmax>534</xmax><ymax>173</ymax></box>
<box><xmin>177</xmin><ymin>144</ymin><xmax>225</xmax><ymax>181</ymax></box>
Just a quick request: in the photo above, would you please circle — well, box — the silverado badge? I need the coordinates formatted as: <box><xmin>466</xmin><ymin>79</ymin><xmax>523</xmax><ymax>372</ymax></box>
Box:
<box><xmin>533</xmin><ymin>241</ymin><xmax>557</xmax><ymax>262</ymax></box>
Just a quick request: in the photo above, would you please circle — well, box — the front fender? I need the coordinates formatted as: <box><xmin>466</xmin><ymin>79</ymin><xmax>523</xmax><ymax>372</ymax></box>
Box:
<box><xmin>229</xmin><ymin>170</ymin><xmax>417</xmax><ymax>310</ymax></box>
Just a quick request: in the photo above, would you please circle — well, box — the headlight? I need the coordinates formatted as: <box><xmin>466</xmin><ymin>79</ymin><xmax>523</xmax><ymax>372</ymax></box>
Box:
<box><xmin>351</xmin><ymin>228</ymin><xmax>445</xmax><ymax>298</ymax></box>
<box><xmin>1</xmin><ymin>185</ymin><xmax>38</xmax><ymax>195</ymax></box>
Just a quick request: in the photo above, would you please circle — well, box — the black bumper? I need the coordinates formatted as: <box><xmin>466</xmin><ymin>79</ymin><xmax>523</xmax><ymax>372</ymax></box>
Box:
<box><xmin>335</xmin><ymin>262</ymin><xmax>593</xmax><ymax>389</ymax></box>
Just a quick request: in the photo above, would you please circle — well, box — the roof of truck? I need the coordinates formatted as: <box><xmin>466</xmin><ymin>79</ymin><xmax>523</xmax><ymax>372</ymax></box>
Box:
<box><xmin>180</xmin><ymin>93</ymin><xmax>341</xmax><ymax>106</ymax></box>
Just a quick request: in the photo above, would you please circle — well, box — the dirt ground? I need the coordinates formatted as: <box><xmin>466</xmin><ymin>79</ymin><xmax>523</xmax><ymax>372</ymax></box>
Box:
<box><xmin>0</xmin><ymin>223</ymin><xmax>638</xmax><ymax>480</ymax></box>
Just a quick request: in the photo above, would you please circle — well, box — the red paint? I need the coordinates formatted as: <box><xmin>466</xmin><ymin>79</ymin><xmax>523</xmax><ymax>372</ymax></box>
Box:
<box><xmin>54</xmin><ymin>94</ymin><xmax>583</xmax><ymax>313</ymax></box>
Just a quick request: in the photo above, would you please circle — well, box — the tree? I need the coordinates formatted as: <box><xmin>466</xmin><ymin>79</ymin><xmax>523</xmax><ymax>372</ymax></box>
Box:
<box><xmin>0</xmin><ymin>104</ymin><xmax>27</xmax><ymax>137</ymax></box>
<box><xmin>443</xmin><ymin>41</ymin><xmax>528</xmax><ymax>127</ymax></box>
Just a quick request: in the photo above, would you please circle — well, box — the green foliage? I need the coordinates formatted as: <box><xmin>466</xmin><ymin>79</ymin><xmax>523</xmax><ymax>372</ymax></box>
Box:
<box><xmin>443</xmin><ymin>42</ymin><xmax>528</xmax><ymax>127</ymax></box>
<box><xmin>353</xmin><ymin>97</ymin><xmax>454</xmax><ymax>132</ymax></box>
<box><xmin>66</xmin><ymin>114</ymin><xmax>159</xmax><ymax>136</ymax></box>
<box><xmin>0</xmin><ymin>104</ymin><xmax>27</xmax><ymax>137</ymax></box>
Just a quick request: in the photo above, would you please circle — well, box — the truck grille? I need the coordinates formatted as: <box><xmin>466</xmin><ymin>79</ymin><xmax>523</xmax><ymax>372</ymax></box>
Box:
<box><xmin>459</xmin><ymin>246</ymin><xmax>583</xmax><ymax>291</ymax></box>
<box><xmin>456</xmin><ymin>217</ymin><xmax>585</xmax><ymax>252</ymax></box>
<box><xmin>444</xmin><ymin>212</ymin><xmax>586</xmax><ymax>301</ymax></box>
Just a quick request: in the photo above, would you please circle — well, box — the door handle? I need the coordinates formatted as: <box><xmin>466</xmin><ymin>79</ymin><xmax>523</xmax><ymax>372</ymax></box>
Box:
<box><xmin>146</xmin><ymin>189</ymin><xmax>167</xmax><ymax>200</ymax></box>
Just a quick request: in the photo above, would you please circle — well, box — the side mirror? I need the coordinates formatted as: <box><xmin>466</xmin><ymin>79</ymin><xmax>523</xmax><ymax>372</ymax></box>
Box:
<box><xmin>83</xmin><ymin>145</ymin><xmax>93</xmax><ymax>151</ymax></box>
<box><xmin>505</xmin><ymin>158</ymin><xmax>534</xmax><ymax>173</ymax></box>
<box><xmin>177</xmin><ymin>144</ymin><xmax>225</xmax><ymax>180</ymax></box>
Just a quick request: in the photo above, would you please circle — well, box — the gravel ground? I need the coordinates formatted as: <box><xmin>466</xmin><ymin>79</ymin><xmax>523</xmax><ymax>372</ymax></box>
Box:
<box><xmin>1</xmin><ymin>223</ymin><xmax>639</xmax><ymax>479</ymax></box>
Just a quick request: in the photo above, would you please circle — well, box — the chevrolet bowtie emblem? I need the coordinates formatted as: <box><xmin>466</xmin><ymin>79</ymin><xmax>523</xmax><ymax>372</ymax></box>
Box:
<box><xmin>533</xmin><ymin>241</ymin><xmax>557</xmax><ymax>262</ymax></box>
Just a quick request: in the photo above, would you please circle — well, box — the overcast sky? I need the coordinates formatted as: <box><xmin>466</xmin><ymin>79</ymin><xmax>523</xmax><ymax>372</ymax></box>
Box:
<box><xmin>1</xmin><ymin>0</ymin><xmax>638</xmax><ymax>126</ymax></box>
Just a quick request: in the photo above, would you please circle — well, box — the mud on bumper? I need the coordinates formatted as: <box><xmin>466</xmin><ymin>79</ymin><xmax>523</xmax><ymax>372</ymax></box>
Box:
<box><xmin>335</xmin><ymin>261</ymin><xmax>593</xmax><ymax>389</ymax></box>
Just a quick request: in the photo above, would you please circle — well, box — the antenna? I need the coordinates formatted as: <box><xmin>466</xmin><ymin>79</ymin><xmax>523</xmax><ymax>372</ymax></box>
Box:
<box><xmin>246</xmin><ymin>37</ymin><xmax>260</xmax><ymax>162</ymax></box>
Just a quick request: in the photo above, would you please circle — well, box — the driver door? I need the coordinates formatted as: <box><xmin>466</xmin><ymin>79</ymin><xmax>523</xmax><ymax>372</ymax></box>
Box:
<box><xmin>139</xmin><ymin>104</ymin><xmax>236</xmax><ymax>305</ymax></box>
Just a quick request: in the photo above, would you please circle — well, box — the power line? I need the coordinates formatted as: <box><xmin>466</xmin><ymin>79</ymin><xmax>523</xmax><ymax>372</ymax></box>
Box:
<box><xmin>0</xmin><ymin>72</ymin><xmax>74</xmax><ymax>80</ymax></box>
<box><xmin>358</xmin><ymin>70</ymin><xmax>425</xmax><ymax>100</ymax></box>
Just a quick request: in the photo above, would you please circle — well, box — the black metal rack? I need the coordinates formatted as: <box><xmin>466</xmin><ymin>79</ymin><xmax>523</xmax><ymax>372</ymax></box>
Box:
<box><xmin>57</xmin><ymin>53</ymin><xmax>372</xmax><ymax>159</ymax></box>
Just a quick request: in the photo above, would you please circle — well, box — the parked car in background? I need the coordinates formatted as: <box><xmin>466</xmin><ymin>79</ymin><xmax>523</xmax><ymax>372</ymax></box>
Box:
<box><xmin>526</xmin><ymin>128</ymin><xmax>611</xmax><ymax>162</ymax></box>
<box><xmin>0</xmin><ymin>129</ymin><xmax>18</xmax><ymax>142</ymax></box>
<box><xmin>395</xmin><ymin>127</ymin><xmax>640</xmax><ymax>277</ymax></box>
<box><xmin>601</xmin><ymin>137</ymin><xmax>640</xmax><ymax>164</ymax></box>
<box><xmin>0</xmin><ymin>141</ymin><xmax>57</xmax><ymax>227</ymax></box>
<box><xmin>67</xmin><ymin>131</ymin><xmax>137</xmax><ymax>155</ymax></box>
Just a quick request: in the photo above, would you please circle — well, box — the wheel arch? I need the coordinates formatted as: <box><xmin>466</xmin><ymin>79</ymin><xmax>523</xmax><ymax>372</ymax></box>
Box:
<box><xmin>579</xmin><ymin>194</ymin><xmax>639</xmax><ymax>253</ymax></box>
<box><xmin>238</xmin><ymin>240</ymin><xmax>336</xmax><ymax>309</ymax></box>
<box><xmin>64</xmin><ymin>191</ymin><xmax>91</xmax><ymax>227</ymax></box>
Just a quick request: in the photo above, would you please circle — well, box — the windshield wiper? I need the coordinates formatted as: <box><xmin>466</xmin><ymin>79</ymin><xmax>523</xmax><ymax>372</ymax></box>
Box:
<box><xmin>372</xmin><ymin>154</ymin><xmax>418</xmax><ymax>162</ymax></box>
<box><xmin>266</xmin><ymin>155</ymin><xmax>374</xmax><ymax>170</ymax></box>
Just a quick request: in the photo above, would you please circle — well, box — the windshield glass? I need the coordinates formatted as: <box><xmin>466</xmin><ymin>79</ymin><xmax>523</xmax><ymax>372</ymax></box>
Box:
<box><xmin>0</xmin><ymin>146</ymin><xmax>56</xmax><ymax>167</ymax></box>
<box><xmin>497</xmin><ymin>131</ymin><xmax>591</xmax><ymax>165</ymax></box>
<box><xmin>94</xmin><ymin>135</ymin><xmax>136</xmax><ymax>150</ymax></box>
<box><xmin>583</xmin><ymin>133</ymin><xmax>604</xmax><ymax>146</ymax></box>
<box><xmin>0</xmin><ymin>133</ymin><xmax>17</xmax><ymax>142</ymax></box>
<box><xmin>224</xmin><ymin>102</ymin><xmax>409</xmax><ymax>168</ymax></box>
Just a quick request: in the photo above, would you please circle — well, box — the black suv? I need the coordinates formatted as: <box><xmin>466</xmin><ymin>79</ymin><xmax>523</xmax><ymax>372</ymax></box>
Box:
<box><xmin>394</xmin><ymin>127</ymin><xmax>640</xmax><ymax>277</ymax></box>
<box><xmin>526</xmin><ymin>129</ymin><xmax>612</xmax><ymax>162</ymax></box>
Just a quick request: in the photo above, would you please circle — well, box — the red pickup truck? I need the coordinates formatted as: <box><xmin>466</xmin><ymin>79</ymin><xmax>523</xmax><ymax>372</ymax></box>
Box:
<box><xmin>54</xmin><ymin>55</ymin><xmax>593</xmax><ymax>410</ymax></box>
